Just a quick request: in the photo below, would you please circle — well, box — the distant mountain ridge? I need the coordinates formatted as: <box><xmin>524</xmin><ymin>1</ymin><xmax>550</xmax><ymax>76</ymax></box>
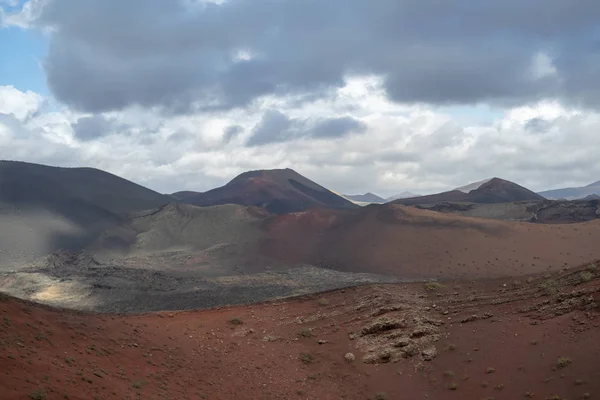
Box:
<box><xmin>344</xmin><ymin>192</ymin><xmax>385</xmax><ymax>203</ymax></box>
<box><xmin>180</xmin><ymin>168</ymin><xmax>358</xmax><ymax>214</ymax></box>
<box><xmin>392</xmin><ymin>177</ymin><xmax>545</xmax><ymax>206</ymax></box>
<box><xmin>385</xmin><ymin>192</ymin><xmax>422</xmax><ymax>202</ymax></box>
<box><xmin>539</xmin><ymin>180</ymin><xmax>600</xmax><ymax>200</ymax></box>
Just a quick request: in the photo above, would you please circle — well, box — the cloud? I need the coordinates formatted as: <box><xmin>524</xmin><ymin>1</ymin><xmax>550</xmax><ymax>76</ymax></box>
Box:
<box><xmin>0</xmin><ymin>85</ymin><xmax>43</xmax><ymax>120</ymax></box>
<box><xmin>71</xmin><ymin>115</ymin><xmax>114</xmax><ymax>141</ymax></box>
<box><xmin>0</xmin><ymin>0</ymin><xmax>44</xmax><ymax>28</ymax></box>
<box><xmin>2</xmin><ymin>82</ymin><xmax>600</xmax><ymax>198</ymax></box>
<box><xmin>247</xmin><ymin>110</ymin><xmax>365</xmax><ymax>146</ymax></box>
<box><xmin>22</xmin><ymin>0</ymin><xmax>600</xmax><ymax>114</ymax></box>
<box><xmin>223</xmin><ymin>125</ymin><xmax>243</xmax><ymax>142</ymax></box>
<box><xmin>309</xmin><ymin>116</ymin><xmax>366</xmax><ymax>138</ymax></box>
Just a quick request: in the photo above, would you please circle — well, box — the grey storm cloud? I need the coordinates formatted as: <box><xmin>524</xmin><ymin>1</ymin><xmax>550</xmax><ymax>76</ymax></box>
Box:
<box><xmin>71</xmin><ymin>115</ymin><xmax>114</xmax><ymax>141</ymax></box>
<box><xmin>247</xmin><ymin>110</ymin><xmax>365</xmax><ymax>146</ymax></box>
<box><xmin>34</xmin><ymin>0</ymin><xmax>600</xmax><ymax>113</ymax></box>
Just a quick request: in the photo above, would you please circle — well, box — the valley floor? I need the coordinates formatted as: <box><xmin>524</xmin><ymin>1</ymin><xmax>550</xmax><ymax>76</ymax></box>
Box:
<box><xmin>1</xmin><ymin>261</ymin><xmax>599</xmax><ymax>400</ymax></box>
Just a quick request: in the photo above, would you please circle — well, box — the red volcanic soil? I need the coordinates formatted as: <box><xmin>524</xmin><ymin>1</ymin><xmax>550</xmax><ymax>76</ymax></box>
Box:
<box><xmin>1</xmin><ymin>262</ymin><xmax>599</xmax><ymax>400</ymax></box>
<box><xmin>262</xmin><ymin>204</ymin><xmax>600</xmax><ymax>279</ymax></box>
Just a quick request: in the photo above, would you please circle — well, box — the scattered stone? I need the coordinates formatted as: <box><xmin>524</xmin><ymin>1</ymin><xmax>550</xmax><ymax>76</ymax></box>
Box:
<box><xmin>421</xmin><ymin>346</ymin><xmax>437</xmax><ymax>361</ymax></box>
<box><xmin>344</xmin><ymin>353</ymin><xmax>356</xmax><ymax>362</ymax></box>
<box><xmin>318</xmin><ymin>340</ymin><xmax>328</xmax><ymax>345</ymax></box>
<box><xmin>401</xmin><ymin>344</ymin><xmax>419</xmax><ymax>359</ymax></box>
<box><xmin>393</xmin><ymin>337</ymin><xmax>411</xmax><ymax>348</ymax></box>
<box><xmin>361</xmin><ymin>317</ymin><xmax>406</xmax><ymax>336</ymax></box>
<box><xmin>460</xmin><ymin>315</ymin><xmax>479</xmax><ymax>324</ymax></box>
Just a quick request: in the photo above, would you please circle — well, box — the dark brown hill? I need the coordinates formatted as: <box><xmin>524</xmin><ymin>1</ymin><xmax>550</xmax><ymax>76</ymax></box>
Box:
<box><xmin>0</xmin><ymin>160</ymin><xmax>169</xmax><ymax>260</ymax></box>
<box><xmin>393</xmin><ymin>177</ymin><xmax>545</xmax><ymax>206</ymax></box>
<box><xmin>181</xmin><ymin>168</ymin><xmax>358</xmax><ymax>214</ymax></box>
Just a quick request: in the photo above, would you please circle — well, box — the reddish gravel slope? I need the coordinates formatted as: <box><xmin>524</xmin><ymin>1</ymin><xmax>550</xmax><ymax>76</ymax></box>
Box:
<box><xmin>1</xmin><ymin>261</ymin><xmax>599</xmax><ymax>400</ymax></box>
<box><xmin>262</xmin><ymin>204</ymin><xmax>600</xmax><ymax>279</ymax></box>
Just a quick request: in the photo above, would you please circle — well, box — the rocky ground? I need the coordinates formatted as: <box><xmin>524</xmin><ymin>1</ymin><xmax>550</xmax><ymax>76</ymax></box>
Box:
<box><xmin>0</xmin><ymin>250</ymin><xmax>399</xmax><ymax>313</ymax></box>
<box><xmin>0</xmin><ymin>260</ymin><xmax>598</xmax><ymax>400</ymax></box>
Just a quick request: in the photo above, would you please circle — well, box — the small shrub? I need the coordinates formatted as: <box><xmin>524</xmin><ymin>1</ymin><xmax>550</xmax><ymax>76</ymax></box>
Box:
<box><xmin>132</xmin><ymin>380</ymin><xmax>146</xmax><ymax>389</ymax></box>
<box><xmin>317</xmin><ymin>298</ymin><xmax>329</xmax><ymax>306</ymax></box>
<box><xmin>443</xmin><ymin>370</ymin><xmax>455</xmax><ymax>378</ymax></box>
<box><xmin>587</xmin><ymin>263</ymin><xmax>598</xmax><ymax>272</ymax></box>
<box><xmin>486</xmin><ymin>367</ymin><xmax>496</xmax><ymax>374</ymax></box>
<box><xmin>299</xmin><ymin>353</ymin><xmax>314</xmax><ymax>364</ymax></box>
<box><xmin>579</xmin><ymin>271</ymin><xmax>594</xmax><ymax>282</ymax></box>
<box><xmin>424</xmin><ymin>282</ymin><xmax>443</xmax><ymax>291</ymax></box>
<box><xmin>524</xmin><ymin>392</ymin><xmax>535</xmax><ymax>398</ymax></box>
<box><xmin>29</xmin><ymin>391</ymin><xmax>45</xmax><ymax>400</ymax></box>
<box><xmin>556</xmin><ymin>357</ymin><xmax>572</xmax><ymax>369</ymax></box>
<box><xmin>480</xmin><ymin>381</ymin><xmax>489</xmax><ymax>388</ymax></box>
<box><xmin>229</xmin><ymin>318</ymin><xmax>243</xmax><ymax>326</ymax></box>
<box><xmin>448</xmin><ymin>383</ymin><xmax>458</xmax><ymax>390</ymax></box>
<box><xmin>494</xmin><ymin>383</ymin><xmax>504</xmax><ymax>391</ymax></box>
<box><xmin>374</xmin><ymin>393</ymin><xmax>388</xmax><ymax>400</ymax></box>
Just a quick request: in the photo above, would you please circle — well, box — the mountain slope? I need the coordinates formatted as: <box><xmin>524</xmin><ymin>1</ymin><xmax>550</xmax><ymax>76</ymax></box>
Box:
<box><xmin>261</xmin><ymin>204</ymin><xmax>600</xmax><ymax>279</ymax></box>
<box><xmin>0</xmin><ymin>160</ymin><xmax>169</xmax><ymax>214</ymax></box>
<box><xmin>538</xmin><ymin>180</ymin><xmax>600</xmax><ymax>200</ymax></box>
<box><xmin>392</xmin><ymin>178</ymin><xmax>544</xmax><ymax>206</ymax></box>
<box><xmin>181</xmin><ymin>168</ymin><xmax>358</xmax><ymax>214</ymax></box>
<box><xmin>344</xmin><ymin>193</ymin><xmax>384</xmax><ymax>203</ymax></box>
<box><xmin>0</xmin><ymin>160</ymin><xmax>169</xmax><ymax>261</ymax></box>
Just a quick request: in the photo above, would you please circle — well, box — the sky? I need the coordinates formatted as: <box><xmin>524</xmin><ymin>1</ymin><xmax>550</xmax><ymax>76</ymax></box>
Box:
<box><xmin>1</xmin><ymin>0</ymin><xmax>600</xmax><ymax>197</ymax></box>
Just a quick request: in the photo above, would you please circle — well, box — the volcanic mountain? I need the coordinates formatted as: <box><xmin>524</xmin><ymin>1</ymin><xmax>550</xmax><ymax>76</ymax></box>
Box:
<box><xmin>180</xmin><ymin>168</ymin><xmax>358</xmax><ymax>214</ymax></box>
<box><xmin>0</xmin><ymin>160</ymin><xmax>169</xmax><ymax>261</ymax></box>
<box><xmin>343</xmin><ymin>192</ymin><xmax>385</xmax><ymax>203</ymax></box>
<box><xmin>392</xmin><ymin>177</ymin><xmax>545</xmax><ymax>206</ymax></box>
<box><xmin>538</xmin><ymin>179</ymin><xmax>600</xmax><ymax>200</ymax></box>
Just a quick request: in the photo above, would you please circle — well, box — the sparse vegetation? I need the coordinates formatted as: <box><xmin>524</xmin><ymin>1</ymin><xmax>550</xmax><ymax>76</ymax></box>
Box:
<box><xmin>373</xmin><ymin>393</ymin><xmax>388</xmax><ymax>400</ymax></box>
<box><xmin>587</xmin><ymin>263</ymin><xmax>598</xmax><ymax>272</ymax></box>
<box><xmin>448</xmin><ymin>383</ymin><xmax>458</xmax><ymax>390</ymax></box>
<box><xmin>229</xmin><ymin>318</ymin><xmax>243</xmax><ymax>325</ymax></box>
<box><xmin>132</xmin><ymin>380</ymin><xmax>146</xmax><ymax>389</ymax></box>
<box><xmin>579</xmin><ymin>270</ymin><xmax>594</xmax><ymax>282</ymax></box>
<box><xmin>556</xmin><ymin>357</ymin><xmax>572</xmax><ymax>369</ymax></box>
<box><xmin>317</xmin><ymin>298</ymin><xmax>329</xmax><ymax>306</ymax></box>
<box><xmin>299</xmin><ymin>353</ymin><xmax>314</xmax><ymax>364</ymax></box>
<box><xmin>29</xmin><ymin>390</ymin><xmax>45</xmax><ymax>400</ymax></box>
<box><xmin>486</xmin><ymin>367</ymin><xmax>496</xmax><ymax>374</ymax></box>
<box><xmin>424</xmin><ymin>281</ymin><xmax>443</xmax><ymax>291</ymax></box>
<box><xmin>494</xmin><ymin>383</ymin><xmax>504</xmax><ymax>391</ymax></box>
<box><xmin>443</xmin><ymin>370</ymin><xmax>455</xmax><ymax>378</ymax></box>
